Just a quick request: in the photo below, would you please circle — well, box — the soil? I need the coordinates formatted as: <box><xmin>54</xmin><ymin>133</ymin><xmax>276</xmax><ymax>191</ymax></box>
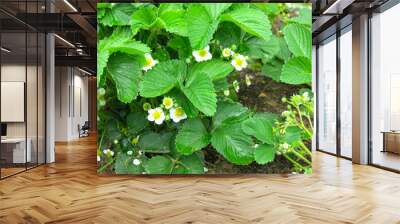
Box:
<box><xmin>206</xmin><ymin>70</ymin><xmax>308</xmax><ymax>174</ymax></box>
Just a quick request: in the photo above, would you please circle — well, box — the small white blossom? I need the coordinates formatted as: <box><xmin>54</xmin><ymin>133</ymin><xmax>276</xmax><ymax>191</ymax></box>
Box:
<box><xmin>103</xmin><ymin>149</ymin><xmax>114</xmax><ymax>157</ymax></box>
<box><xmin>127</xmin><ymin>150</ymin><xmax>133</xmax><ymax>156</ymax></box>
<box><xmin>147</xmin><ymin>107</ymin><xmax>165</xmax><ymax>125</ymax></box>
<box><xmin>113</xmin><ymin>139</ymin><xmax>119</xmax><ymax>144</ymax></box>
<box><xmin>222</xmin><ymin>48</ymin><xmax>234</xmax><ymax>57</ymax></box>
<box><xmin>204</xmin><ymin>167</ymin><xmax>208</xmax><ymax>172</ymax></box>
<box><xmin>223</xmin><ymin>89</ymin><xmax>230</xmax><ymax>96</ymax></box>
<box><xmin>169</xmin><ymin>107</ymin><xmax>187</xmax><ymax>123</ymax></box>
<box><xmin>97</xmin><ymin>155</ymin><xmax>101</xmax><ymax>162</ymax></box>
<box><xmin>282</xmin><ymin>142</ymin><xmax>289</xmax><ymax>150</ymax></box>
<box><xmin>231</xmin><ymin>54</ymin><xmax>248</xmax><ymax>71</ymax></box>
<box><xmin>162</xmin><ymin>97</ymin><xmax>174</xmax><ymax>109</ymax></box>
<box><xmin>192</xmin><ymin>45</ymin><xmax>212</xmax><ymax>62</ymax></box>
<box><xmin>245</xmin><ymin>75</ymin><xmax>252</xmax><ymax>86</ymax></box>
<box><xmin>233</xmin><ymin>80</ymin><xmax>240</xmax><ymax>93</ymax></box>
<box><xmin>133</xmin><ymin>159</ymin><xmax>141</xmax><ymax>166</ymax></box>
<box><xmin>142</xmin><ymin>53</ymin><xmax>158</xmax><ymax>71</ymax></box>
<box><xmin>302</xmin><ymin>92</ymin><xmax>310</xmax><ymax>101</ymax></box>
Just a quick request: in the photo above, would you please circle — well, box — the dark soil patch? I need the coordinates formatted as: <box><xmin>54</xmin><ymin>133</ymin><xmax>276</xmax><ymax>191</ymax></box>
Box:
<box><xmin>206</xmin><ymin>70</ymin><xmax>308</xmax><ymax>174</ymax></box>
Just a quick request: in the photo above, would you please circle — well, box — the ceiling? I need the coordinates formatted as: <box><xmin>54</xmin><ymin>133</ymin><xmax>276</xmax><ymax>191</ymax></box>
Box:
<box><xmin>0</xmin><ymin>0</ymin><xmax>97</xmax><ymax>74</ymax></box>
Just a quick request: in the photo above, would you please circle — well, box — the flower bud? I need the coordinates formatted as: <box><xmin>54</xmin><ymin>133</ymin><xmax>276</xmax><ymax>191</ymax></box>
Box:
<box><xmin>143</xmin><ymin>102</ymin><xmax>151</xmax><ymax>111</ymax></box>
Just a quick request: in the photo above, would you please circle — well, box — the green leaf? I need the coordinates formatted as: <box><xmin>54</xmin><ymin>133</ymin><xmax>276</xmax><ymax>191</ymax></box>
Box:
<box><xmin>181</xmin><ymin>72</ymin><xmax>217</xmax><ymax>116</ymax></box>
<box><xmin>167</xmin><ymin>36</ymin><xmax>192</xmax><ymax>59</ymax></box>
<box><xmin>187</xmin><ymin>5</ymin><xmax>219</xmax><ymax>49</ymax></box>
<box><xmin>140</xmin><ymin>60</ymin><xmax>186</xmax><ymax>98</ymax></box>
<box><xmin>99</xmin><ymin>4</ymin><xmax>136</xmax><ymax>26</ymax></box>
<box><xmin>283</xmin><ymin>23</ymin><xmax>311</xmax><ymax>58</ymax></box>
<box><xmin>126</xmin><ymin>112</ymin><xmax>146</xmax><ymax>135</ymax></box>
<box><xmin>168</xmin><ymin>89</ymin><xmax>199</xmax><ymax>118</ymax></box>
<box><xmin>254</xmin><ymin>144</ymin><xmax>275</xmax><ymax>165</ymax></box>
<box><xmin>253</xmin><ymin>3</ymin><xmax>281</xmax><ymax>16</ymax></box>
<box><xmin>107</xmin><ymin>54</ymin><xmax>142</xmax><ymax>103</ymax></box>
<box><xmin>284</xmin><ymin>126</ymin><xmax>302</xmax><ymax>144</ymax></box>
<box><xmin>262</xmin><ymin>58</ymin><xmax>283</xmax><ymax>81</ymax></box>
<box><xmin>159</xmin><ymin>3</ymin><xmax>183</xmax><ymax>14</ymax></box>
<box><xmin>276</xmin><ymin>37</ymin><xmax>291</xmax><ymax>62</ymax></box>
<box><xmin>97</xmin><ymin>28</ymin><xmax>150</xmax><ymax>85</ymax></box>
<box><xmin>211</xmin><ymin>124</ymin><xmax>254</xmax><ymax>165</ymax></box>
<box><xmin>131</xmin><ymin>6</ymin><xmax>157</xmax><ymax>33</ymax></box>
<box><xmin>220</xmin><ymin>7</ymin><xmax>272</xmax><ymax>41</ymax></box>
<box><xmin>97</xmin><ymin>49</ymin><xmax>109</xmax><ymax>86</ymax></box>
<box><xmin>212</xmin><ymin>100</ymin><xmax>249</xmax><ymax>128</ymax></box>
<box><xmin>176</xmin><ymin>118</ymin><xmax>210</xmax><ymax>155</ymax></box>
<box><xmin>189</xmin><ymin>59</ymin><xmax>234</xmax><ymax>81</ymax></box>
<box><xmin>160</xmin><ymin>10</ymin><xmax>188</xmax><ymax>36</ymax></box>
<box><xmin>290</xmin><ymin>8</ymin><xmax>312</xmax><ymax>27</ymax></box>
<box><xmin>202</xmin><ymin>3</ymin><xmax>232</xmax><ymax>20</ymax></box>
<box><xmin>241</xmin><ymin>113</ymin><xmax>277</xmax><ymax>144</ymax></box>
<box><xmin>144</xmin><ymin>156</ymin><xmax>173</xmax><ymax>174</ymax></box>
<box><xmin>114</xmin><ymin>153</ymin><xmax>143</xmax><ymax>174</ymax></box>
<box><xmin>174</xmin><ymin>154</ymin><xmax>205</xmax><ymax>174</ymax></box>
<box><xmin>138</xmin><ymin>132</ymin><xmax>173</xmax><ymax>153</ymax></box>
<box><xmin>242</xmin><ymin>36</ymin><xmax>279</xmax><ymax>62</ymax></box>
<box><xmin>214</xmin><ymin>22</ymin><xmax>242</xmax><ymax>48</ymax></box>
<box><xmin>280</xmin><ymin>57</ymin><xmax>311</xmax><ymax>85</ymax></box>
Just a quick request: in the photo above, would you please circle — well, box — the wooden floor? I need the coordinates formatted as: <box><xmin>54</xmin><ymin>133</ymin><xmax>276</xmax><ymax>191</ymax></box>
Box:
<box><xmin>0</xmin><ymin>136</ymin><xmax>400</xmax><ymax>224</ymax></box>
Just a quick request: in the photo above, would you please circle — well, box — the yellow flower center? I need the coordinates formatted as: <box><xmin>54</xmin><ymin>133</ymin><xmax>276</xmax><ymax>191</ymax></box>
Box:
<box><xmin>175</xmin><ymin>107</ymin><xmax>184</xmax><ymax>116</ymax></box>
<box><xmin>153</xmin><ymin>111</ymin><xmax>161</xmax><ymax>120</ymax></box>
<box><xmin>223</xmin><ymin>49</ymin><xmax>230</xmax><ymax>55</ymax></box>
<box><xmin>198</xmin><ymin>49</ymin><xmax>207</xmax><ymax>57</ymax></box>
<box><xmin>145</xmin><ymin>57</ymin><xmax>153</xmax><ymax>66</ymax></box>
<box><xmin>163</xmin><ymin>98</ymin><xmax>173</xmax><ymax>107</ymax></box>
<box><xmin>235</xmin><ymin>58</ymin><xmax>244</xmax><ymax>66</ymax></box>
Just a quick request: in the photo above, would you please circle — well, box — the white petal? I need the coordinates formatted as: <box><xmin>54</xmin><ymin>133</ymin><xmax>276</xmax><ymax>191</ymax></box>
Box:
<box><xmin>147</xmin><ymin>114</ymin><xmax>155</xmax><ymax>121</ymax></box>
<box><xmin>205</xmin><ymin>45</ymin><xmax>210</xmax><ymax>51</ymax></box>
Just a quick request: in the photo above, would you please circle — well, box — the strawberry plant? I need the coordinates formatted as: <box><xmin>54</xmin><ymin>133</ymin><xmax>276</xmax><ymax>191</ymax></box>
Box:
<box><xmin>97</xmin><ymin>3</ymin><xmax>313</xmax><ymax>174</ymax></box>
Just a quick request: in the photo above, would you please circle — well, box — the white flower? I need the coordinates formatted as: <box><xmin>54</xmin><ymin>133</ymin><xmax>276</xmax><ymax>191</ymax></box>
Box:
<box><xmin>103</xmin><ymin>149</ymin><xmax>114</xmax><ymax>157</ymax></box>
<box><xmin>282</xmin><ymin>142</ymin><xmax>289</xmax><ymax>150</ymax></box>
<box><xmin>233</xmin><ymin>80</ymin><xmax>240</xmax><ymax>93</ymax></box>
<box><xmin>222</xmin><ymin>48</ymin><xmax>234</xmax><ymax>57</ymax></box>
<box><xmin>97</xmin><ymin>156</ymin><xmax>101</xmax><ymax>162</ymax></box>
<box><xmin>245</xmin><ymin>75</ymin><xmax>252</xmax><ymax>86</ymax></box>
<box><xmin>147</xmin><ymin>107</ymin><xmax>165</xmax><ymax>125</ymax></box>
<box><xmin>162</xmin><ymin>97</ymin><xmax>174</xmax><ymax>109</ymax></box>
<box><xmin>169</xmin><ymin>107</ymin><xmax>187</xmax><ymax>123</ymax></box>
<box><xmin>192</xmin><ymin>45</ymin><xmax>212</xmax><ymax>62</ymax></box>
<box><xmin>127</xmin><ymin>150</ymin><xmax>133</xmax><ymax>156</ymax></box>
<box><xmin>231</xmin><ymin>54</ymin><xmax>248</xmax><ymax>71</ymax></box>
<box><xmin>113</xmin><ymin>139</ymin><xmax>119</xmax><ymax>144</ymax></box>
<box><xmin>282</xmin><ymin>111</ymin><xmax>290</xmax><ymax>117</ymax></box>
<box><xmin>204</xmin><ymin>167</ymin><xmax>208</xmax><ymax>172</ymax></box>
<box><xmin>302</xmin><ymin>92</ymin><xmax>310</xmax><ymax>101</ymax></box>
<box><xmin>133</xmin><ymin>159</ymin><xmax>141</xmax><ymax>166</ymax></box>
<box><xmin>223</xmin><ymin>89</ymin><xmax>230</xmax><ymax>96</ymax></box>
<box><xmin>142</xmin><ymin>53</ymin><xmax>158</xmax><ymax>71</ymax></box>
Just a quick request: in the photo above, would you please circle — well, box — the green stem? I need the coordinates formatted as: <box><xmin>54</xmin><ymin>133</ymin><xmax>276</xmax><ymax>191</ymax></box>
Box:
<box><xmin>290</xmin><ymin>148</ymin><xmax>311</xmax><ymax>165</ymax></box>
<box><xmin>299</xmin><ymin>141</ymin><xmax>313</xmax><ymax>157</ymax></box>
<box><xmin>98</xmin><ymin>157</ymin><xmax>116</xmax><ymax>173</ymax></box>
<box><xmin>98</xmin><ymin>131</ymin><xmax>105</xmax><ymax>151</ymax></box>
<box><xmin>283</xmin><ymin>154</ymin><xmax>305</xmax><ymax>170</ymax></box>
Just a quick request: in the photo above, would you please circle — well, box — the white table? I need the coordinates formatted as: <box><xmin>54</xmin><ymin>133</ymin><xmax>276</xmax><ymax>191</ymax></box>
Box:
<box><xmin>1</xmin><ymin>138</ymin><xmax>31</xmax><ymax>163</ymax></box>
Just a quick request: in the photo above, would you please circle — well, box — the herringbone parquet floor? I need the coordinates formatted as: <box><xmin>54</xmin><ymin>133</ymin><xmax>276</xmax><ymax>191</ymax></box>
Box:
<box><xmin>0</xmin><ymin>135</ymin><xmax>400</xmax><ymax>224</ymax></box>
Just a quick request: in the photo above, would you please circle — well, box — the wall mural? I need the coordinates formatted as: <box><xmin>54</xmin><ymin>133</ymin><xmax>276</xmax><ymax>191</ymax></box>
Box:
<box><xmin>97</xmin><ymin>3</ymin><xmax>313</xmax><ymax>175</ymax></box>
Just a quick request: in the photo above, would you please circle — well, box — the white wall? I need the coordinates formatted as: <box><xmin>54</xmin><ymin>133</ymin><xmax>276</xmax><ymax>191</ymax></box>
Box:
<box><xmin>55</xmin><ymin>67</ymin><xmax>89</xmax><ymax>141</ymax></box>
